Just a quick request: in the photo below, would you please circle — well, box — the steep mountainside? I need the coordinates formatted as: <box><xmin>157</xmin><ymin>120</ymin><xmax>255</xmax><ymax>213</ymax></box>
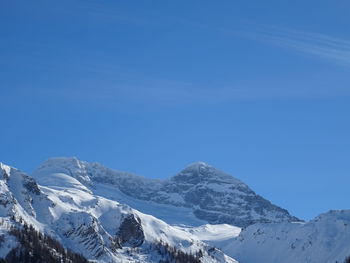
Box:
<box><xmin>33</xmin><ymin>157</ymin><xmax>300</xmax><ymax>227</ymax></box>
<box><xmin>0</xmin><ymin>162</ymin><xmax>237</xmax><ymax>263</ymax></box>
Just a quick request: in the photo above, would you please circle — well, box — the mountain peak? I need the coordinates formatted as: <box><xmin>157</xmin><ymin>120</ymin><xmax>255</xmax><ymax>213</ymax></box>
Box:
<box><xmin>182</xmin><ymin>161</ymin><xmax>211</xmax><ymax>171</ymax></box>
<box><xmin>33</xmin><ymin>157</ymin><xmax>95</xmax><ymax>185</ymax></box>
<box><xmin>38</xmin><ymin>157</ymin><xmax>81</xmax><ymax>169</ymax></box>
<box><xmin>171</xmin><ymin>161</ymin><xmax>243</xmax><ymax>187</ymax></box>
<box><xmin>0</xmin><ymin>162</ymin><xmax>11</xmax><ymax>173</ymax></box>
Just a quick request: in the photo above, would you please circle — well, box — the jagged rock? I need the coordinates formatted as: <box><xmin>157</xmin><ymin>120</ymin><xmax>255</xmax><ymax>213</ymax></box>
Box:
<box><xmin>116</xmin><ymin>214</ymin><xmax>144</xmax><ymax>247</ymax></box>
<box><xmin>61</xmin><ymin>213</ymin><xmax>108</xmax><ymax>259</ymax></box>
<box><xmin>0</xmin><ymin>192</ymin><xmax>12</xmax><ymax>208</ymax></box>
<box><xmin>23</xmin><ymin>177</ymin><xmax>41</xmax><ymax>195</ymax></box>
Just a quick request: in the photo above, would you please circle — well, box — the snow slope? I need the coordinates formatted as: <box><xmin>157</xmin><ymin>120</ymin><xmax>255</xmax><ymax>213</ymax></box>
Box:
<box><xmin>217</xmin><ymin>210</ymin><xmax>350</xmax><ymax>263</ymax></box>
<box><xmin>174</xmin><ymin>224</ymin><xmax>241</xmax><ymax>248</ymax></box>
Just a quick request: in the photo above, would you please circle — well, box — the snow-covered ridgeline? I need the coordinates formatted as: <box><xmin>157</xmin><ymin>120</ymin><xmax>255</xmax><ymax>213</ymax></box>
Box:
<box><xmin>33</xmin><ymin>157</ymin><xmax>300</xmax><ymax>227</ymax></box>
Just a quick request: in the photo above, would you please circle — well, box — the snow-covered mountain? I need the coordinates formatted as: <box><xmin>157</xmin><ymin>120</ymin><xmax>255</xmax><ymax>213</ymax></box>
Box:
<box><xmin>33</xmin><ymin>157</ymin><xmax>300</xmax><ymax>227</ymax></box>
<box><xmin>1</xmin><ymin>157</ymin><xmax>349</xmax><ymax>263</ymax></box>
<box><xmin>0</xmin><ymin>161</ymin><xmax>237</xmax><ymax>263</ymax></box>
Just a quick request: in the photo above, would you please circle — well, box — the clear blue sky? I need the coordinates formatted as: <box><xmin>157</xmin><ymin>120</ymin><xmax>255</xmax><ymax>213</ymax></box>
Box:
<box><xmin>1</xmin><ymin>0</ymin><xmax>350</xmax><ymax>221</ymax></box>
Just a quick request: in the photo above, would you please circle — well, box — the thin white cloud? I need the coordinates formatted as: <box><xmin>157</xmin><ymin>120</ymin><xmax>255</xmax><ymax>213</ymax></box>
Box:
<box><xmin>244</xmin><ymin>26</ymin><xmax>350</xmax><ymax>67</ymax></box>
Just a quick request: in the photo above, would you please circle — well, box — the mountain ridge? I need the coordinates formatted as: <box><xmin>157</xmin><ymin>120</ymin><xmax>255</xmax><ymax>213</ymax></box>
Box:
<box><xmin>32</xmin><ymin>157</ymin><xmax>300</xmax><ymax>227</ymax></box>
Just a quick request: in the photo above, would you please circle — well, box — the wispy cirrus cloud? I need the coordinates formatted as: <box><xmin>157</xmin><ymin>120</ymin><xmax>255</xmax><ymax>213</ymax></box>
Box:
<box><xmin>240</xmin><ymin>26</ymin><xmax>350</xmax><ymax>67</ymax></box>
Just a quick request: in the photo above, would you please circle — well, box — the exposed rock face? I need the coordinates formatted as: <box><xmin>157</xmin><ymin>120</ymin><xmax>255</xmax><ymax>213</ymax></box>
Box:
<box><xmin>117</xmin><ymin>214</ymin><xmax>145</xmax><ymax>247</ymax></box>
<box><xmin>156</xmin><ymin>162</ymin><xmax>300</xmax><ymax>227</ymax></box>
<box><xmin>0</xmin><ymin>163</ymin><xmax>51</xmax><ymax>218</ymax></box>
<box><xmin>0</xmin><ymin>191</ymin><xmax>13</xmax><ymax>208</ymax></box>
<box><xmin>62</xmin><ymin>213</ymin><xmax>108</xmax><ymax>258</ymax></box>
<box><xmin>23</xmin><ymin>176</ymin><xmax>41</xmax><ymax>195</ymax></box>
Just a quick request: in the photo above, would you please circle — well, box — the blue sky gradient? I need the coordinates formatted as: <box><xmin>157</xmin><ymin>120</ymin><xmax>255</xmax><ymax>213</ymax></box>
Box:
<box><xmin>1</xmin><ymin>0</ymin><xmax>350</xmax><ymax>220</ymax></box>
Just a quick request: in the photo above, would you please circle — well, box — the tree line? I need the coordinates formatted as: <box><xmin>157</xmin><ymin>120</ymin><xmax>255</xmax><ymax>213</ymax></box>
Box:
<box><xmin>150</xmin><ymin>240</ymin><xmax>203</xmax><ymax>263</ymax></box>
<box><xmin>0</xmin><ymin>222</ymin><xmax>90</xmax><ymax>263</ymax></box>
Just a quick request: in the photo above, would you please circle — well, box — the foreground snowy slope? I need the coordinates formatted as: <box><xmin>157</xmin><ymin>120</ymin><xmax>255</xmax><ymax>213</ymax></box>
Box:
<box><xmin>212</xmin><ymin>210</ymin><xmax>350</xmax><ymax>263</ymax></box>
<box><xmin>0</xmin><ymin>162</ymin><xmax>237</xmax><ymax>263</ymax></box>
<box><xmin>173</xmin><ymin>224</ymin><xmax>241</xmax><ymax>247</ymax></box>
<box><xmin>33</xmin><ymin>157</ymin><xmax>300</xmax><ymax>227</ymax></box>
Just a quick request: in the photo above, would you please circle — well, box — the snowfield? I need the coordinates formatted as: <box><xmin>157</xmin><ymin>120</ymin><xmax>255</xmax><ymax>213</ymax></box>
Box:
<box><xmin>220</xmin><ymin>210</ymin><xmax>350</xmax><ymax>263</ymax></box>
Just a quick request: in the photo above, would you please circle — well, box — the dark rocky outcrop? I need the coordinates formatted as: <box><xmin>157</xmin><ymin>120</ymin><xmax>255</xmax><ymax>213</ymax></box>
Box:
<box><xmin>23</xmin><ymin>177</ymin><xmax>41</xmax><ymax>195</ymax></box>
<box><xmin>116</xmin><ymin>214</ymin><xmax>144</xmax><ymax>247</ymax></box>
